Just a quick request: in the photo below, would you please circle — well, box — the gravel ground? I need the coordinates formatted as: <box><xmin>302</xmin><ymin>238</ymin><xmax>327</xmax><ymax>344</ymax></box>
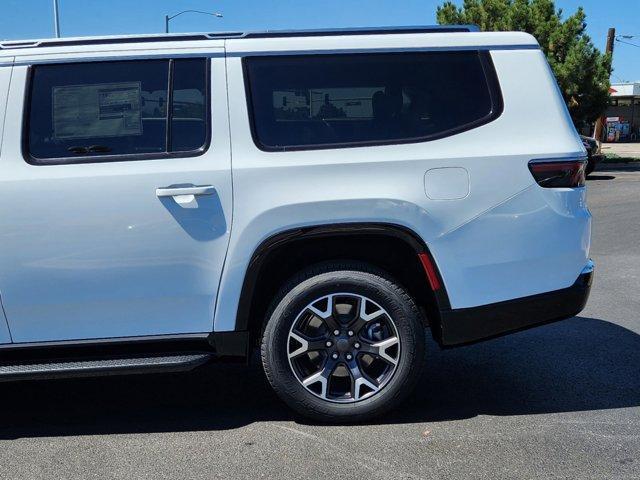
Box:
<box><xmin>0</xmin><ymin>169</ymin><xmax>638</xmax><ymax>479</ymax></box>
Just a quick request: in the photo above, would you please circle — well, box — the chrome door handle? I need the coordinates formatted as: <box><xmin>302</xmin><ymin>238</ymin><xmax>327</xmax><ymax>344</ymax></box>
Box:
<box><xmin>156</xmin><ymin>185</ymin><xmax>216</xmax><ymax>197</ymax></box>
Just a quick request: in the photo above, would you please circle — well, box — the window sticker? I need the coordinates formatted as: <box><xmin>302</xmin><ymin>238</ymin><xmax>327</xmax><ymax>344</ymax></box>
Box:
<box><xmin>52</xmin><ymin>82</ymin><xmax>142</xmax><ymax>139</ymax></box>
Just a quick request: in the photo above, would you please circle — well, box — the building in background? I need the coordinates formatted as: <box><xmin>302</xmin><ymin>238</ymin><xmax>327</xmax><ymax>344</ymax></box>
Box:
<box><xmin>604</xmin><ymin>82</ymin><xmax>640</xmax><ymax>142</ymax></box>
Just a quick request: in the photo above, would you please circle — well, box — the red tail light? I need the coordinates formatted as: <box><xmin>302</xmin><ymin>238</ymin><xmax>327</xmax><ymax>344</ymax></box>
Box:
<box><xmin>528</xmin><ymin>159</ymin><xmax>587</xmax><ymax>188</ymax></box>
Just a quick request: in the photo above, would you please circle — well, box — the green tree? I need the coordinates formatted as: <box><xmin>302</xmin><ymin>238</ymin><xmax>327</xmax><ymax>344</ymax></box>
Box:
<box><xmin>436</xmin><ymin>0</ymin><xmax>611</xmax><ymax>127</ymax></box>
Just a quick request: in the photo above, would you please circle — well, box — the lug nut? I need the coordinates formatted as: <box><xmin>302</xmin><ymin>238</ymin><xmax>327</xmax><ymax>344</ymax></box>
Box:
<box><xmin>346</xmin><ymin>354</ymin><xmax>353</xmax><ymax>360</ymax></box>
<box><xmin>348</xmin><ymin>330</ymin><xmax>354</xmax><ymax>337</ymax></box>
<box><xmin>332</xmin><ymin>353</ymin><xmax>339</xmax><ymax>359</ymax></box>
<box><xmin>325</xmin><ymin>340</ymin><xmax>332</xmax><ymax>347</ymax></box>
<box><xmin>354</xmin><ymin>342</ymin><xmax>360</xmax><ymax>349</ymax></box>
<box><xmin>333</xmin><ymin>330</ymin><xmax>340</xmax><ymax>336</ymax></box>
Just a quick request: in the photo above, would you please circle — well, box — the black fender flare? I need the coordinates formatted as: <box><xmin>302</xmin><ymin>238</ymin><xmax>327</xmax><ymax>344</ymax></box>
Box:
<box><xmin>234</xmin><ymin>222</ymin><xmax>451</xmax><ymax>333</ymax></box>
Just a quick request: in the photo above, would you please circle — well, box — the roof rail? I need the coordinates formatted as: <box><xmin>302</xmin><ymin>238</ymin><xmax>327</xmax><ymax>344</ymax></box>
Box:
<box><xmin>0</xmin><ymin>25</ymin><xmax>478</xmax><ymax>51</ymax></box>
<box><xmin>0</xmin><ymin>32</ymin><xmax>243</xmax><ymax>50</ymax></box>
<box><xmin>242</xmin><ymin>25</ymin><xmax>479</xmax><ymax>38</ymax></box>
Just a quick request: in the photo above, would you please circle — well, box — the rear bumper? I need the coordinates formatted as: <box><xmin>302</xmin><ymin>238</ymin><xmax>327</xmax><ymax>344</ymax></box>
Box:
<box><xmin>436</xmin><ymin>260</ymin><xmax>594</xmax><ymax>346</ymax></box>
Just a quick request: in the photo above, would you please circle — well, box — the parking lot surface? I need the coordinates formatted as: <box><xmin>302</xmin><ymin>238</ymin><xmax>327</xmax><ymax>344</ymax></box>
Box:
<box><xmin>0</xmin><ymin>168</ymin><xmax>638</xmax><ymax>479</ymax></box>
<box><xmin>601</xmin><ymin>142</ymin><xmax>640</xmax><ymax>159</ymax></box>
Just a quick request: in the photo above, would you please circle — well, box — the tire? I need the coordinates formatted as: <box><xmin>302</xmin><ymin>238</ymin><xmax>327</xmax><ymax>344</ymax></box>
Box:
<box><xmin>261</xmin><ymin>261</ymin><xmax>426</xmax><ymax>422</ymax></box>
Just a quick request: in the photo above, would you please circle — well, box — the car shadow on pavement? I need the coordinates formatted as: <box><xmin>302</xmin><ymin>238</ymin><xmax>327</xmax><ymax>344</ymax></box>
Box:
<box><xmin>0</xmin><ymin>316</ymin><xmax>638</xmax><ymax>438</ymax></box>
<box><xmin>394</xmin><ymin>316</ymin><xmax>640</xmax><ymax>424</ymax></box>
<box><xmin>595</xmin><ymin>165</ymin><xmax>640</xmax><ymax>172</ymax></box>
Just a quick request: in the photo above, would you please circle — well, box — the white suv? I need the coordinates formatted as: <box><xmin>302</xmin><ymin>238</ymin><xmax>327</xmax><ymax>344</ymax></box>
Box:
<box><xmin>0</xmin><ymin>26</ymin><xmax>593</xmax><ymax>421</ymax></box>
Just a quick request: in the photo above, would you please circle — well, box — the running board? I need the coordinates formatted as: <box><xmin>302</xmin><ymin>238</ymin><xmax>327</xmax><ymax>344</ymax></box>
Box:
<box><xmin>0</xmin><ymin>353</ymin><xmax>212</xmax><ymax>382</ymax></box>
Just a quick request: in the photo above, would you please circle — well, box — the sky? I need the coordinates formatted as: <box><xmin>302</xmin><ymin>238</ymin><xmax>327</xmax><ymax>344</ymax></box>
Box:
<box><xmin>0</xmin><ymin>0</ymin><xmax>638</xmax><ymax>83</ymax></box>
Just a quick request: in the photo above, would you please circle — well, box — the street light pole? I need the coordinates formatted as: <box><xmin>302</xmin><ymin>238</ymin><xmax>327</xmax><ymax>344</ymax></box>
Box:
<box><xmin>164</xmin><ymin>10</ymin><xmax>223</xmax><ymax>33</ymax></box>
<box><xmin>53</xmin><ymin>0</ymin><xmax>61</xmax><ymax>38</ymax></box>
<box><xmin>593</xmin><ymin>27</ymin><xmax>615</xmax><ymax>142</ymax></box>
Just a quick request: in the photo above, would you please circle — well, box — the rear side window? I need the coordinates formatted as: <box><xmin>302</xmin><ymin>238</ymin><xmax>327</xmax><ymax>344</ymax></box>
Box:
<box><xmin>244</xmin><ymin>51</ymin><xmax>502</xmax><ymax>151</ymax></box>
<box><xmin>26</xmin><ymin>58</ymin><xmax>209</xmax><ymax>163</ymax></box>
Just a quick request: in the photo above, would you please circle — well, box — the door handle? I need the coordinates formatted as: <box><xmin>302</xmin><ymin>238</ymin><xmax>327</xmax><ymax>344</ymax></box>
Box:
<box><xmin>156</xmin><ymin>185</ymin><xmax>216</xmax><ymax>197</ymax></box>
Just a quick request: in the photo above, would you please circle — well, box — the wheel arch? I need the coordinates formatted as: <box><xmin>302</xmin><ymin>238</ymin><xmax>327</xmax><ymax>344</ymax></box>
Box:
<box><xmin>235</xmin><ymin>222</ymin><xmax>451</xmax><ymax>345</ymax></box>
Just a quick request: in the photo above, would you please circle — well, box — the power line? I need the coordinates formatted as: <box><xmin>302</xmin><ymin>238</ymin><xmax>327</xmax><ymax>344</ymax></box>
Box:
<box><xmin>615</xmin><ymin>38</ymin><xmax>640</xmax><ymax>48</ymax></box>
<box><xmin>611</xmin><ymin>73</ymin><xmax>629</xmax><ymax>83</ymax></box>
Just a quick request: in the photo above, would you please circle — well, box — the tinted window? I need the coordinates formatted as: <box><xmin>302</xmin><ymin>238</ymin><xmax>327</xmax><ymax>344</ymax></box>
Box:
<box><xmin>244</xmin><ymin>52</ymin><xmax>500</xmax><ymax>150</ymax></box>
<box><xmin>170</xmin><ymin>58</ymin><xmax>208</xmax><ymax>152</ymax></box>
<box><xmin>27</xmin><ymin>58</ymin><xmax>208</xmax><ymax>162</ymax></box>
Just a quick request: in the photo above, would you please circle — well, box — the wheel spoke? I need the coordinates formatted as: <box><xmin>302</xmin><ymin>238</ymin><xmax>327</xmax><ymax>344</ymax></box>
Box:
<box><xmin>346</xmin><ymin>357</ymin><xmax>380</xmax><ymax>400</ymax></box>
<box><xmin>359</xmin><ymin>336</ymin><xmax>400</xmax><ymax>365</ymax></box>
<box><xmin>301</xmin><ymin>357</ymin><xmax>339</xmax><ymax>399</ymax></box>
<box><xmin>349</xmin><ymin>297</ymin><xmax>386</xmax><ymax>334</ymax></box>
<box><xmin>333</xmin><ymin>295</ymin><xmax>361</xmax><ymax>326</ymax></box>
<box><xmin>307</xmin><ymin>295</ymin><xmax>340</xmax><ymax>332</ymax></box>
<box><xmin>288</xmin><ymin>332</ymin><xmax>328</xmax><ymax>359</ymax></box>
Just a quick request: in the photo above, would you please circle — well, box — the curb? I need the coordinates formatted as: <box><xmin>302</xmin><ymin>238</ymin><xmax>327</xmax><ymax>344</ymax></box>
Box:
<box><xmin>596</xmin><ymin>163</ymin><xmax>640</xmax><ymax>172</ymax></box>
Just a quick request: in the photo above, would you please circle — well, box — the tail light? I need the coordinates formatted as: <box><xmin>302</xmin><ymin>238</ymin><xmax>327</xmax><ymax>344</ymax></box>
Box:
<box><xmin>528</xmin><ymin>158</ymin><xmax>587</xmax><ymax>188</ymax></box>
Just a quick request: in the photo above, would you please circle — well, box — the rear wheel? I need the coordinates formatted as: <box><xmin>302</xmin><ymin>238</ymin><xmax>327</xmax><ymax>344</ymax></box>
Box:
<box><xmin>261</xmin><ymin>262</ymin><xmax>425</xmax><ymax>422</ymax></box>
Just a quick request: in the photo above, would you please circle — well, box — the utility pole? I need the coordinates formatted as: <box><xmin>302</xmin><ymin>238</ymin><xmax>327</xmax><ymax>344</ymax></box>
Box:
<box><xmin>593</xmin><ymin>27</ymin><xmax>615</xmax><ymax>143</ymax></box>
<box><xmin>53</xmin><ymin>0</ymin><xmax>61</xmax><ymax>38</ymax></box>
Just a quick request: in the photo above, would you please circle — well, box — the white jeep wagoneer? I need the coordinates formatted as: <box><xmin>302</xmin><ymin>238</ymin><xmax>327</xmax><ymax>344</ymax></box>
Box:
<box><xmin>0</xmin><ymin>26</ymin><xmax>592</xmax><ymax>421</ymax></box>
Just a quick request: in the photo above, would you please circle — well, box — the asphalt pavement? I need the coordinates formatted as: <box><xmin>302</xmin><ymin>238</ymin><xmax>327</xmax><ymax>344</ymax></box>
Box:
<box><xmin>0</xmin><ymin>167</ymin><xmax>638</xmax><ymax>479</ymax></box>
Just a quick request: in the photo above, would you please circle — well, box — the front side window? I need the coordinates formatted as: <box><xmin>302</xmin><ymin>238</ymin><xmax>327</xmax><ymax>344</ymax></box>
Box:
<box><xmin>27</xmin><ymin>58</ymin><xmax>208</xmax><ymax>163</ymax></box>
<box><xmin>244</xmin><ymin>51</ymin><xmax>502</xmax><ymax>151</ymax></box>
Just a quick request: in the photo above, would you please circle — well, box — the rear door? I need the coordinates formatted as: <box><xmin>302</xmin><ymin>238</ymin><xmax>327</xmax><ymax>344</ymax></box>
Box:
<box><xmin>0</xmin><ymin>48</ymin><xmax>232</xmax><ymax>343</ymax></box>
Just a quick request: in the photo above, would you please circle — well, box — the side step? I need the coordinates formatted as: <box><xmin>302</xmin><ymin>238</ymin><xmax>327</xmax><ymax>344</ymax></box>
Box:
<box><xmin>0</xmin><ymin>353</ymin><xmax>212</xmax><ymax>382</ymax></box>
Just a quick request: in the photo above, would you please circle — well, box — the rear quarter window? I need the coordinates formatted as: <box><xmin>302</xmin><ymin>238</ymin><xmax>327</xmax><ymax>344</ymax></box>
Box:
<box><xmin>243</xmin><ymin>51</ymin><xmax>502</xmax><ymax>151</ymax></box>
